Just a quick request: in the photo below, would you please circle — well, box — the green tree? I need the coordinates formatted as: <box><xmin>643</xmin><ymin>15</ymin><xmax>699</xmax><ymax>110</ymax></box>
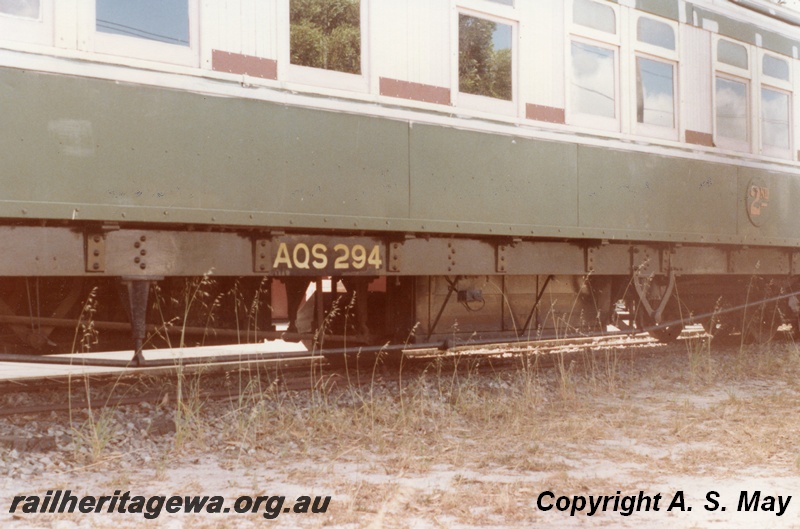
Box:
<box><xmin>490</xmin><ymin>48</ymin><xmax>512</xmax><ymax>101</ymax></box>
<box><xmin>290</xmin><ymin>0</ymin><xmax>361</xmax><ymax>74</ymax></box>
<box><xmin>459</xmin><ymin>15</ymin><xmax>512</xmax><ymax>101</ymax></box>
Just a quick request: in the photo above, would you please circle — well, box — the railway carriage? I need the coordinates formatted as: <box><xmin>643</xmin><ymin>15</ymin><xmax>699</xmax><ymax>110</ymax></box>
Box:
<box><xmin>1</xmin><ymin>0</ymin><xmax>800</xmax><ymax>361</ymax></box>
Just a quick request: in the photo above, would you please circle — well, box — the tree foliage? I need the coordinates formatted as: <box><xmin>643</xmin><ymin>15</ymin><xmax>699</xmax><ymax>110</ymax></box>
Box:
<box><xmin>290</xmin><ymin>0</ymin><xmax>361</xmax><ymax>74</ymax></box>
<box><xmin>459</xmin><ymin>15</ymin><xmax>512</xmax><ymax>101</ymax></box>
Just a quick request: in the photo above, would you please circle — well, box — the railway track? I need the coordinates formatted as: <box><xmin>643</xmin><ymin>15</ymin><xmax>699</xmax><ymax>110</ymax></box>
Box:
<box><xmin>0</xmin><ymin>327</ymin><xmax>712</xmax><ymax>418</ymax></box>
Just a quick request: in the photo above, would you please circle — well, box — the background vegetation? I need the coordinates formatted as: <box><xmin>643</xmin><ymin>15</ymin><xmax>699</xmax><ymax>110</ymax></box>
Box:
<box><xmin>290</xmin><ymin>0</ymin><xmax>361</xmax><ymax>74</ymax></box>
<box><xmin>459</xmin><ymin>15</ymin><xmax>512</xmax><ymax>101</ymax></box>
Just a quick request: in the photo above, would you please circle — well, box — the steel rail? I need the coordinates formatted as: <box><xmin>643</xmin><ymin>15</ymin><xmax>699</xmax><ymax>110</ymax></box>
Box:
<box><xmin>0</xmin><ymin>328</ymin><xmax>711</xmax><ymax>418</ymax></box>
<box><xmin>0</xmin><ymin>328</ymin><xmax>717</xmax><ymax>419</ymax></box>
<box><xmin>0</xmin><ymin>285</ymin><xmax>793</xmax><ymax>376</ymax></box>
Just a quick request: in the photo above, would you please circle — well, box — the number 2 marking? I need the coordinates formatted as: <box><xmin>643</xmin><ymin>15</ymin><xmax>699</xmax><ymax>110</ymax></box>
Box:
<box><xmin>334</xmin><ymin>244</ymin><xmax>349</xmax><ymax>269</ymax></box>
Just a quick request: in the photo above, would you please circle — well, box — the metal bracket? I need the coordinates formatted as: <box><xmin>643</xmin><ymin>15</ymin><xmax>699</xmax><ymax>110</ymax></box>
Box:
<box><xmin>254</xmin><ymin>239</ymin><xmax>271</xmax><ymax>273</ymax></box>
<box><xmin>427</xmin><ymin>276</ymin><xmax>460</xmax><ymax>340</ymax></box>
<box><xmin>521</xmin><ymin>275</ymin><xmax>553</xmax><ymax>334</ymax></box>
<box><xmin>389</xmin><ymin>241</ymin><xmax>402</xmax><ymax>273</ymax></box>
<box><xmin>131</xmin><ymin>234</ymin><xmax>149</xmax><ymax>271</ymax></box>
<box><xmin>631</xmin><ymin>245</ymin><xmax>659</xmax><ymax>276</ymax></box>
<box><xmin>119</xmin><ymin>279</ymin><xmax>152</xmax><ymax>366</ymax></box>
<box><xmin>85</xmin><ymin>233</ymin><xmax>106</xmax><ymax>273</ymax></box>
<box><xmin>446</xmin><ymin>241</ymin><xmax>457</xmax><ymax>273</ymax></box>
<box><xmin>632</xmin><ymin>268</ymin><xmax>676</xmax><ymax>324</ymax></box>
<box><xmin>496</xmin><ymin>244</ymin><xmax>507</xmax><ymax>273</ymax></box>
<box><xmin>661</xmin><ymin>248</ymin><xmax>672</xmax><ymax>274</ymax></box>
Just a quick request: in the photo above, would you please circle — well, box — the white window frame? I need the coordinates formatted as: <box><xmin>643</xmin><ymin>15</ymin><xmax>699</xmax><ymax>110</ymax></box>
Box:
<box><xmin>279</xmin><ymin>0</ymin><xmax>370</xmax><ymax>94</ymax></box>
<box><xmin>570</xmin><ymin>0</ymin><xmax>619</xmax><ymax>44</ymax></box>
<box><xmin>713</xmin><ymin>36</ymin><xmax>752</xmax><ymax>153</ymax></box>
<box><xmin>0</xmin><ymin>0</ymin><xmax>53</xmax><ymax>47</ymax></box>
<box><xmin>759</xmin><ymin>50</ymin><xmax>793</xmax><ymax>159</ymax></box>
<box><xmin>566</xmin><ymin>0</ymin><xmax>621</xmax><ymax>131</ymax></box>
<box><xmin>452</xmin><ymin>6</ymin><xmax>518</xmax><ymax>116</ymax></box>
<box><xmin>632</xmin><ymin>14</ymin><xmax>679</xmax><ymax>140</ymax></box>
<box><xmin>78</xmin><ymin>0</ymin><xmax>200</xmax><ymax>67</ymax></box>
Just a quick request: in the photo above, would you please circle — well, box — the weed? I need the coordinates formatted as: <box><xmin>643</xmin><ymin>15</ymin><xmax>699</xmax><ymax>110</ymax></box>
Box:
<box><xmin>173</xmin><ymin>367</ymin><xmax>207</xmax><ymax>450</ymax></box>
<box><xmin>686</xmin><ymin>335</ymin><xmax>714</xmax><ymax>386</ymax></box>
<box><xmin>518</xmin><ymin>356</ymin><xmax>544</xmax><ymax>407</ymax></box>
<box><xmin>71</xmin><ymin>406</ymin><xmax>116</xmax><ymax>464</ymax></box>
<box><xmin>582</xmin><ymin>347</ymin><xmax>621</xmax><ymax>395</ymax></box>
<box><xmin>555</xmin><ymin>352</ymin><xmax>577</xmax><ymax>403</ymax></box>
<box><xmin>66</xmin><ymin>287</ymin><xmax>120</xmax><ymax>465</ymax></box>
<box><xmin>179</xmin><ymin>274</ymin><xmax>216</xmax><ymax>348</ymax></box>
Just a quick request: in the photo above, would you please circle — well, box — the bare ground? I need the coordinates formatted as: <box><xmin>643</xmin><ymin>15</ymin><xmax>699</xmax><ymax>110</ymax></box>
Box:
<box><xmin>2</xmin><ymin>335</ymin><xmax>800</xmax><ymax>528</ymax></box>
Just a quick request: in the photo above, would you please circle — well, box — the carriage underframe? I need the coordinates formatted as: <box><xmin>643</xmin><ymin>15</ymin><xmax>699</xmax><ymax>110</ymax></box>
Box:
<box><xmin>0</xmin><ymin>224</ymin><xmax>797</xmax><ymax>363</ymax></box>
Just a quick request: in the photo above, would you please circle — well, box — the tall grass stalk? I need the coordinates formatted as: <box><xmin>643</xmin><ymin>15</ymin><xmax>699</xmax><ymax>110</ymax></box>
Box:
<box><xmin>66</xmin><ymin>287</ymin><xmax>119</xmax><ymax>463</ymax></box>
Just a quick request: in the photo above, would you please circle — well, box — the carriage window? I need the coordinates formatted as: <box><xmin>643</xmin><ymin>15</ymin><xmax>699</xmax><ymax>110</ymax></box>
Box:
<box><xmin>290</xmin><ymin>0</ymin><xmax>361</xmax><ymax>74</ymax></box>
<box><xmin>0</xmin><ymin>0</ymin><xmax>51</xmax><ymax>47</ymax></box>
<box><xmin>718</xmin><ymin>40</ymin><xmax>748</xmax><ymax>70</ymax></box>
<box><xmin>714</xmin><ymin>37</ymin><xmax>753</xmax><ymax>152</ymax></box>
<box><xmin>636</xmin><ymin>57</ymin><xmax>674</xmax><ymax>127</ymax></box>
<box><xmin>568</xmin><ymin>0</ymin><xmax>619</xmax><ymax>130</ymax></box>
<box><xmin>715</xmin><ymin>39</ymin><xmax>792</xmax><ymax>156</ymax></box>
<box><xmin>459</xmin><ymin>14</ymin><xmax>513</xmax><ymax>101</ymax></box>
<box><xmin>0</xmin><ymin>0</ymin><xmax>39</xmax><ymax>17</ymax></box>
<box><xmin>637</xmin><ymin>17</ymin><xmax>674</xmax><ymax>50</ymax></box>
<box><xmin>760</xmin><ymin>54</ymin><xmax>792</xmax><ymax>157</ymax></box>
<box><xmin>96</xmin><ymin>0</ymin><xmax>189</xmax><ymax>46</ymax></box>
<box><xmin>573</xmin><ymin>0</ymin><xmax>615</xmax><ymax>34</ymax></box>
<box><xmin>763</xmin><ymin>55</ymin><xmax>789</xmax><ymax>82</ymax></box>
<box><xmin>716</xmin><ymin>77</ymin><xmax>748</xmax><ymax>142</ymax></box>
<box><xmin>633</xmin><ymin>14</ymin><xmax>678</xmax><ymax>138</ymax></box>
<box><xmin>761</xmin><ymin>88</ymin><xmax>790</xmax><ymax>150</ymax></box>
<box><xmin>571</xmin><ymin>41</ymin><xmax>615</xmax><ymax>118</ymax></box>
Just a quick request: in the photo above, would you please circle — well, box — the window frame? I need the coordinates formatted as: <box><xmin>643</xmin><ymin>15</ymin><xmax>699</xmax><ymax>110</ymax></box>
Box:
<box><xmin>759</xmin><ymin>50</ymin><xmax>793</xmax><ymax>159</ymax></box>
<box><xmin>714</xmin><ymin>73</ymin><xmax>751</xmax><ymax>152</ymax></box>
<box><xmin>78</xmin><ymin>0</ymin><xmax>200</xmax><ymax>67</ymax></box>
<box><xmin>711</xmin><ymin>40</ymin><xmax>794</xmax><ymax>159</ymax></box>
<box><xmin>566</xmin><ymin>0</ymin><xmax>621</xmax><ymax>131</ymax></box>
<box><xmin>453</xmin><ymin>6</ymin><xmax>518</xmax><ymax>116</ymax></box>
<box><xmin>571</xmin><ymin>0</ymin><xmax>619</xmax><ymax>43</ymax></box>
<box><xmin>0</xmin><ymin>0</ymin><xmax>53</xmax><ymax>47</ymax></box>
<box><xmin>631</xmin><ymin>14</ymin><xmax>679</xmax><ymax>140</ymax></box>
<box><xmin>713</xmin><ymin>37</ymin><xmax>753</xmax><ymax>153</ymax></box>
<box><xmin>633</xmin><ymin>54</ymin><xmax>678</xmax><ymax>139</ymax></box>
<box><xmin>280</xmin><ymin>0</ymin><xmax>370</xmax><ymax>94</ymax></box>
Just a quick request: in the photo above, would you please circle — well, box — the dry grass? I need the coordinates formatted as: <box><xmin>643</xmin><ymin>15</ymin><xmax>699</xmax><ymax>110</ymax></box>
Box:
<box><xmin>146</xmin><ymin>338</ymin><xmax>800</xmax><ymax>481</ymax></box>
<box><xmin>51</xmin><ymin>327</ymin><xmax>800</xmax><ymax>527</ymax></box>
<box><xmin>198</xmin><ymin>344</ymin><xmax>791</xmax><ymax>484</ymax></box>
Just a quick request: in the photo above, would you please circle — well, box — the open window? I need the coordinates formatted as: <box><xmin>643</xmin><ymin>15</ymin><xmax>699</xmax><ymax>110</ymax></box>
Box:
<box><xmin>568</xmin><ymin>0</ymin><xmax>620</xmax><ymax>131</ymax></box>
